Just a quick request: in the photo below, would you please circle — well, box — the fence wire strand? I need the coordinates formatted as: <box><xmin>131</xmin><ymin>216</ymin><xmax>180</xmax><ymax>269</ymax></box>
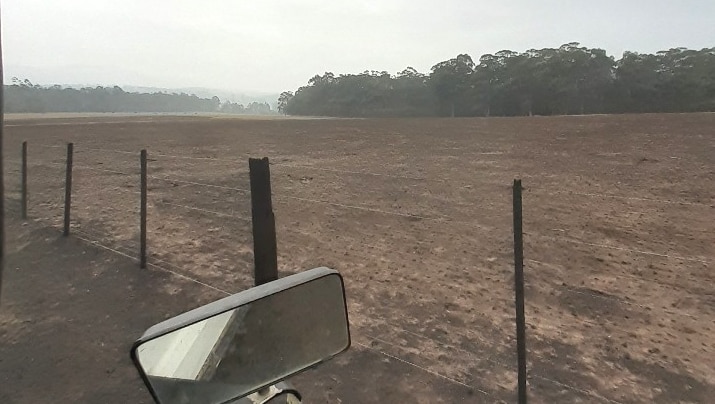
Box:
<box><xmin>353</xmin><ymin>340</ymin><xmax>491</xmax><ymax>396</ymax></box>
<box><xmin>58</xmin><ymin>226</ymin><xmax>500</xmax><ymax>396</ymax></box>
<box><xmin>528</xmin><ymin>232</ymin><xmax>710</xmax><ymax>265</ymax></box>
<box><xmin>148</xmin><ymin>176</ymin><xmax>250</xmax><ymax>193</ymax></box>
<box><xmin>34</xmin><ymin>143</ymin><xmax>66</xmax><ymax>149</ymax></box>
<box><xmin>276</xmin><ymin>194</ymin><xmax>449</xmax><ymax>221</ymax></box>
<box><xmin>71</xmin><ymin>228</ymin><xmax>232</xmax><ymax>295</ymax></box>
<box><xmin>531</xmin><ymin>374</ymin><xmax>624</xmax><ymax>404</ymax></box>
<box><xmin>271</xmin><ymin>162</ymin><xmax>432</xmax><ymax>182</ymax></box>
<box><xmin>541</xmin><ymin>189</ymin><xmax>712</xmax><ymax>207</ymax></box>
<box><xmin>14</xmin><ymin>141</ymin><xmax>712</xmax><ymax>403</ymax></box>
<box><xmin>76</xmin><ymin>146</ymin><xmax>136</xmax><ymax>155</ymax></box>
<box><xmin>155</xmin><ymin>200</ymin><xmax>251</xmax><ymax>222</ymax></box>
<box><xmin>29</xmin><ymin>213</ymin><xmax>632</xmax><ymax>404</ymax></box>
<box><xmin>43</xmin><ymin>161</ymin><xmax>136</xmax><ymax>176</ymax></box>
<box><xmin>527</xmin><ymin>259</ymin><xmax>698</xmax><ymax>319</ymax></box>
<box><xmin>72</xmin><ymin>227</ymin><xmax>139</xmax><ymax>253</ymax></box>
<box><xmin>526</xmin><ymin>256</ymin><xmax>706</xmax><ymax>298</ymax></box>
<box><xmin>379</xmin><ymin>320</ymin><xmax>511</xmax><ymax>367</ymax></box>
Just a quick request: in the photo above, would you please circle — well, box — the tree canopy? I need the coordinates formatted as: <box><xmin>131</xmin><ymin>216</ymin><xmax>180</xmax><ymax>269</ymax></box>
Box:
<box><xmin>4</xmin><ymin>80</ymin><xmax>274</xmax><ymax>115</ymax></box>
<box><xmin>284</xmin><ymin>44</ymin><xmax>715</xmax><ymax>117</ymax></box>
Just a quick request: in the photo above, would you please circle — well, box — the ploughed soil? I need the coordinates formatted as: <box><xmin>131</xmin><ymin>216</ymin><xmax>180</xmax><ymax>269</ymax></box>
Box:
<box><xmin>1</xmin><ymin>113</ymin><xmax>714</xmax><ymax>403</ymax></box>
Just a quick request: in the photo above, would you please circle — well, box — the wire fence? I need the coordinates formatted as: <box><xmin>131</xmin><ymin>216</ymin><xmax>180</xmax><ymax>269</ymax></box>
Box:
<box><xmin>8</xmin><ymin>140</ymin><xmax>712</xmax><ymax>403</ymax></box>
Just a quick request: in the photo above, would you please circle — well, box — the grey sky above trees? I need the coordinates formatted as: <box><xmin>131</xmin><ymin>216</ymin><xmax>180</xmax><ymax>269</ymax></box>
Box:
<box><xmin>4</xmin><ymin>0</ymin><xmax>714</xmax><ymax>93</ymax></box>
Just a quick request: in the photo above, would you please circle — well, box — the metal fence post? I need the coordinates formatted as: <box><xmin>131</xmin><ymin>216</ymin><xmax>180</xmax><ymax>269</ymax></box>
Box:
<box><xmin>63</xmin><ymin>143</ymin><xmax>74</xmax><ymax>236</ymax></box>
<box><xmin>21</xmin><ymin>141</ymin><xmax>27</xmax><ymax>219</ymax></box>
<box><xmin>513</xmin><ymin>179</ymin><xmax>527</xmax><ymax>404</ymax></box>
<box><xmin>140</xmin><ymin>149</ymin><xmax>147</xmax><ymax>269</ymax></box>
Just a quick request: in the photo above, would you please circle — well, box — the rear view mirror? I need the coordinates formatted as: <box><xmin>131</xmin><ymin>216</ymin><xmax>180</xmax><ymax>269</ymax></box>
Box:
<box><xmin>131</xmin><ymin>267</ymin><xmax>350</xmax><ymax>404</ymax></box>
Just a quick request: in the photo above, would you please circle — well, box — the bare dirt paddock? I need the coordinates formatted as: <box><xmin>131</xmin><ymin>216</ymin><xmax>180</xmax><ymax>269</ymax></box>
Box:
<box><xmin>2</xmin><ymin>113</ymin><xmax>714</xmax><ymax>403</ymax></box>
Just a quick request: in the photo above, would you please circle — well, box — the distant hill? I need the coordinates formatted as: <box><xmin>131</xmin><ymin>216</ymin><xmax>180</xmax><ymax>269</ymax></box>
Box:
<box><xmin>4</xmin><ymin>80</ymin><xmax>276</xmax><ymax>114</ymax></box>
<box><xmin>57</xmin><ymin>84</ymin><xmax>280</xmax><ymax>110</ymax></box>
<box><xmin>4</xmin><ymin>64</ymin><xmax>280</xmax><ymax>108</ymax></box>
<box><xmin>119</xmin><ymin>86</ymin><xmax>279</xmax><ymax>110</ymax></box>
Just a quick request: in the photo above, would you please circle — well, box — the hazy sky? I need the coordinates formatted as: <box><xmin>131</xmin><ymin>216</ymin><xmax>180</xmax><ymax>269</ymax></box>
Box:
<box><xmin>3</xmin><ymin>0</ymin><xmax>714</xmax><ymax>93</ymax></box>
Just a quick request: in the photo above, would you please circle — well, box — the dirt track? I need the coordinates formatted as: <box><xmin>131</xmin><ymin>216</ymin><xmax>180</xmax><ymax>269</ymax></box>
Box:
<box><xmin>1</xmin><ymin>113</ymin><xmax>714</xmax><ymax>403</ymax></box>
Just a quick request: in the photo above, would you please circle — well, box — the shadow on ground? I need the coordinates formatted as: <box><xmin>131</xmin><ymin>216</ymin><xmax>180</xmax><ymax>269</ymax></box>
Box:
<box><xmin>0</xmin><ymin>218</ymin><xmax>227</xmax><ymax>403</ymax></box>
<box><xmin>0</xmin><ymin>218</ymin><xmax>487</xmax><ymax>403</ymax></box>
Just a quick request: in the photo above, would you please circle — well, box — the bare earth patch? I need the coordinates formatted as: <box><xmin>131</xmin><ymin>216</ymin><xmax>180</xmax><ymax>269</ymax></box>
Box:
<box><xmin>2</xmin><ymin>113</ymin><xmax>714</xmax><ymax>403</ymax></box>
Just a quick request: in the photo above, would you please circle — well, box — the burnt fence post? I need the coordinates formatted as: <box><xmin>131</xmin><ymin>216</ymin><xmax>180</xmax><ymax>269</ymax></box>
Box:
<box><xmin>249</xmin><ymin>157</ymin><xmax>278</xmax><ymax>286</ymax></box>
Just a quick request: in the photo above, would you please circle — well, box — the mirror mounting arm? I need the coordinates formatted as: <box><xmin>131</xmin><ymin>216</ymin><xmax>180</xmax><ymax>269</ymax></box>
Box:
<box><xmin>245</xmin><ymin>382</ymin><xmax>301</xmax><ymax>403</ymax></box>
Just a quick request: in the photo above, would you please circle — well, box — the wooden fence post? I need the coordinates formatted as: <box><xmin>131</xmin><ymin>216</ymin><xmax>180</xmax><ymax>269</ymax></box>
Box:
<box><xmin>513</xmin><ymin>179</ymin><xmax>527</xmax><ymax>404</ymax></box>
<box><xmin>21</xmin><ymin>141</ymin><xmax>27</xmax><ymax>219</ymax></box>
<box><xmin>63</xmin><ymin>143</ymin><xmax>74</xmax><ymax>236</ymax></box>
<box><xmin>140</xmin><ymin>149</ymin><xmax>147</xmax><ymax>269</ymax></box>
<box><xmin>249</xmin><ymin>157</ymin><xmax>278</xmax><ymax>286</ymax></box>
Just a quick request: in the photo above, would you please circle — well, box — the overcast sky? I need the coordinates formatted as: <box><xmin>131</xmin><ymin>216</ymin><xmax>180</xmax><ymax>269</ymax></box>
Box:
<box><xmin>3</xmin><ymin>0</ymin><xmax>714</xmax><ymax>93</ymax></box>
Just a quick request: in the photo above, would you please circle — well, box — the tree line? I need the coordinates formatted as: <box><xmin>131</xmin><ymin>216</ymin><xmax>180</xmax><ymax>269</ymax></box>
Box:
<box><xmin>4</xmin><ymin>80</ymin><xmax>274</xmax><ymax>114</ymax></box>
<box><xmin>280</xmin><ymin>43</ymin><xmax>715</xmax><ymax>117</ymax></box>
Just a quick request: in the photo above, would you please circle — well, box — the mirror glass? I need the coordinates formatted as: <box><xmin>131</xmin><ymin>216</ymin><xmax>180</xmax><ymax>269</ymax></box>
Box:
<box><xmin>135</xmin><ymin>274</ymin><xmax>349</xmax><ymax>404</ymax></box>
